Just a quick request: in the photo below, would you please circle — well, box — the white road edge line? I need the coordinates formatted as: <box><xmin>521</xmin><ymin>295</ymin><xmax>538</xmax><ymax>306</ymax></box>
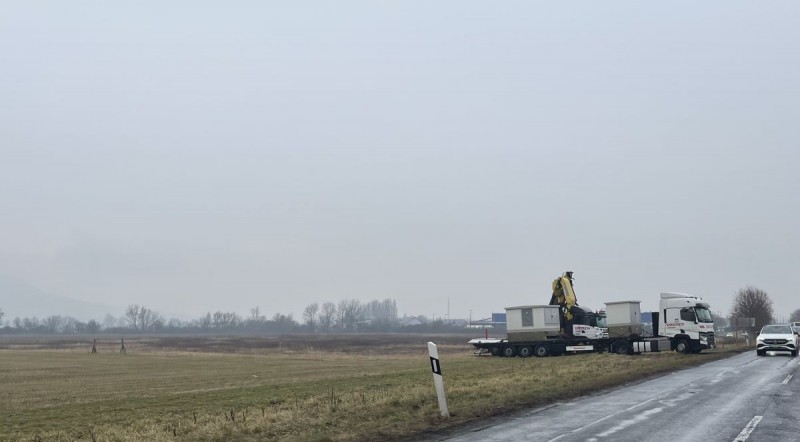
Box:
<box><xmin>733</xmin><ymin>416</ymin><xmax>762</xmax><ymax>442</ymax></box>
<box><xmin>782</xmin><ymin>374</ymin><xmax>793</xmax><ymax>384</ymax></box>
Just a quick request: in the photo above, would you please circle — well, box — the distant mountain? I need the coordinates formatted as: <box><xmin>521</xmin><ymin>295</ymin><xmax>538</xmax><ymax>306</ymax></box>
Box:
<box><xmin>0</xmin><ymin>275</ymin><xmax>119</xmax><ymax>322</ymax></box>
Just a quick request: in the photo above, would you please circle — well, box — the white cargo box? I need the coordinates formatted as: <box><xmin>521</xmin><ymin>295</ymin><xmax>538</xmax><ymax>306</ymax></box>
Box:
<box><xmin>505</xmin><ymin>305</ymin><xmax>561</xmax><ymax>333</ymax></box>
<box><xmin>605</xmin><ymin>300</ymin><xmax>642</xmax><ymax>326</ymax></box>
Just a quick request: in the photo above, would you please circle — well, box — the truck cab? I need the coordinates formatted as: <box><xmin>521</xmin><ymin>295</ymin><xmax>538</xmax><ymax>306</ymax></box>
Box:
<box><xmin>659</xmin><ymin>292</ymin><xmax>715</xmax><ymax>353</ymax></box>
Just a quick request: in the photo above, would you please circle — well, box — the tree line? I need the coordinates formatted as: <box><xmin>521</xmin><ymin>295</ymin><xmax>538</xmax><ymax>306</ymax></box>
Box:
<box><xmin>3</xmin><ymin>285</ymin><xmax>791</xmax><ymax>335</ymax></box>
<box><xmin>0</xmin><ymin>312</ymin><xmax>102</xmax><ymax>334</ymax></box>
<box><xmin>0</xmin><ymin>298</ymin><xmax>416</xmax><ymax>334</ymax></box>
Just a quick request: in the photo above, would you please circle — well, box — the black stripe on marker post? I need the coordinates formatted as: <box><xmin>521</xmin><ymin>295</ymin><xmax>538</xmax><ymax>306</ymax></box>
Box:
<box><xmin>430</xmin><ymin>356</ymin><xmax>442</xmax><ymax>375</ymax></box>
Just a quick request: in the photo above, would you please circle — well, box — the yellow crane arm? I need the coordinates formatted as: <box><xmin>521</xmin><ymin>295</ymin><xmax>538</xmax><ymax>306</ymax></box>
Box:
<box><xmin>550</xmin><ymin>272</ymin><xmax>578</xmax><ymax>321</ymax></box>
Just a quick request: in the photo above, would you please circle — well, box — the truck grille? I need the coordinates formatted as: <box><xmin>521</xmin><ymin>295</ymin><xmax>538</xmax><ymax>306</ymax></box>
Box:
<box><xmin>700</xmin><ymin>332</ymin><xmax>715</xmax><ymax>347</ymax></box>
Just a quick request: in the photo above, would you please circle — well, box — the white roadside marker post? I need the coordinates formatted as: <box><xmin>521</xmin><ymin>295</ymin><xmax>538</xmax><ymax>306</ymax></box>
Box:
<box><xmin>427</xmin><ymin>341</ymin><xmax>450</xmax><ymax>418</ymax></box>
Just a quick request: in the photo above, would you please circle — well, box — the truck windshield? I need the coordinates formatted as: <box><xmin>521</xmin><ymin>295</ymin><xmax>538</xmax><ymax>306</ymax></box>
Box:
<box><xmin>584</xmin><ymin>313</ymin><xmax>607</xmax><ymax>328</ymax></box>
<box><xmin>695</xmin><ymin>306</ymin><xmax>713</xmax><ymax>323</ymax></box>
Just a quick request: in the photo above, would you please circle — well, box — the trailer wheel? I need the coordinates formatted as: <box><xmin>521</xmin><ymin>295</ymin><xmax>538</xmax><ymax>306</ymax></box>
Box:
<box><xmin>518</xmin><ymin>346</ymin><xmax>533</xmax><ymax>358</ymax></box>
<box><xmin>612</xmin><ymin>340</ymin><xmax>630</xmax><ymax>355</ymax></box>
<box><xmin>502</xmin><ymin>346</ymin><xmax>516</xmax><ymax>357</ymax></box>
<box><xmin>675</xmin><ymin>339</ymin><xmax>692</xmax><ymax>354</ymax></box>
<box><xmin>533</xmin><ymin>344</ymin><xmax>550</xmax><ymax>357</ymax></box>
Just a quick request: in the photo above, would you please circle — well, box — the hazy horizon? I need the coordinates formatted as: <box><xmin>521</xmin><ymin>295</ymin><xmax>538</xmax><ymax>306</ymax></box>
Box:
<box><xmin>2</xmin><ymin>2</ymin><xmax>799</xmax><ymax>323</ymax></box>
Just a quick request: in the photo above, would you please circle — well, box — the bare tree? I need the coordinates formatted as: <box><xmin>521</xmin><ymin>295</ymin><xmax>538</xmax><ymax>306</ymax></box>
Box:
<box><xmin>211</xmin><ymin>311</ymin><xmax>241</xmax><ymax>328</ymax></box>
<box><xmin>124</xmin><ymin>304</ymin><xmax>140</xmax><ymax>330</ymax></box>
<box><xmin>249</xmin><ymin>306</ymin><xmax>265</xmax><ymax>324</ymax></box>
<box><xmin>86</xmin><ymin>319</ymin><xmax>101</xmax><ymax>333</ymax></box>
<box><xmin>153</xmin><ymin>316</ymin><xmax>165</xmax><ymax>331</ymax></box>
<box><xmin>269</xmin><ymin>312</ymin><xmax>296</xmax><ymax>332</ymax></box>
<box><xmin>318</xmin><ymin>302</ymin><xmax>336</xmax><ymax>331</ymax></box>
<box><xmin>303</xmin><ymin>303</ymin><xmax>319</xmax><ymax>331</ymax></box>
<box><xmin>226</xmin><ymin>312</ymin><xmax>241</xmax><ymax>327</ymax></box>
<box><xmin>23</xmin><ymin>317</ymin><xmax>40</xmax><ymax>331</ymax></box>
<box><xmin>42</xmin><ymin>315</ymin><xmax>64</xmax><ymax>333</ymax></box>
<box><xmin>122</xmin><ymin>305</ymin><xmax>161</xmax><ymax>331</ymax></box>
<box><xmin>60</xmin><ymin>317</ymin><xmax>79</xmax><ymax>334</ymax></box>
<box><xmin>199</xmin><ymin>312</ymin><xmax>212</xmax><ymax>329</ymax></box>
<box><xmin>730</xmin><ymin>286</ymin><xmax>774</xmax><ymax>330</ymax></box>
<box><xmin>0</xmin><ymin>308</ymin><xmax>4</xmax><ymax>324</ymax></box>
<box><xmin>338</xmin><ymin>299</ymin><xmax>363</xmax><ymax>330</ymax></box>
<box><xmin>103</xmin><ymin>314</ymin><xmax>117</xmax><ymax>329</ymax></box>
<box><xmin>138</xmin><ymin>307</ymin><xmax>154</xmax><ymax>331</ymax></box>
<box><xmin>790</xmin><ymin>309</ymin><xmax>800</xmax><ymax>323</ymax></box>
<box><xmin>364</xmin><ymin>299</ymin><xmax>398</xmax><ymax>329</ymax></box>
<box><xmin>212</xmin><ymin>311</ymin><xmax>224</xmax><ymax>328</ymax></box>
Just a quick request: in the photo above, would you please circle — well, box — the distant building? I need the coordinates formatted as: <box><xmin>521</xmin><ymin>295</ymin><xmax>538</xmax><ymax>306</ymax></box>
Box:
<box><xmin>469</xmin><ymin>313</ymin><xmax>507</xmax><ymax>329</ymax></box>
<box><xmin>399</xmin><ymin>316</ymin><xmax>423</xmax><ymax>327</ymax></box>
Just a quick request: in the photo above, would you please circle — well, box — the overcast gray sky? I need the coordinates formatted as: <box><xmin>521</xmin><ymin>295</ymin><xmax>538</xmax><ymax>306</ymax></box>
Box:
<box><xmin>2</xmin><ymin>2</ymin><xmax>798</xmax><ymax>322</ymax></box>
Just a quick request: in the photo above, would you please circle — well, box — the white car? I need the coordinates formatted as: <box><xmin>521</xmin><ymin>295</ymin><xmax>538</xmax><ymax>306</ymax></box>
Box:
<box><xmin>756</xmin><ymin>324</ymin><xmax>798</xmax><ymax>357</ymax></box>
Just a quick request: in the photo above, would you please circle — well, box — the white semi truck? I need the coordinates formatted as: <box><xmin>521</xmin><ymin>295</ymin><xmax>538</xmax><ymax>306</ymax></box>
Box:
<box><xmin>469</xmin><ymin>273</ymin><xmax>715</xmax><ymax>357</ymax></box>
<box><xmin>657</xmin><ymin>292</ymin><xmax>716</xmax><ymax>353</ymax></box>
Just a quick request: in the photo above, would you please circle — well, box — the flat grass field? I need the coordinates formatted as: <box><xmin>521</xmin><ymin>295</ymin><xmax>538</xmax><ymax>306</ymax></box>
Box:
<box><xmin>0</xmin><ymin>334</ymin><xmax>746</xmax><ymax>441</ymax></box>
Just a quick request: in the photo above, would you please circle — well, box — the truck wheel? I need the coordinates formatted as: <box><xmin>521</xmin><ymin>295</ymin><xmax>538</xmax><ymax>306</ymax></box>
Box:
<box><xmin>491</xmin><ymin>346</ymin><xmax>501</xmax><ymax>357</ymax></box>
<box><xmin>518</xmin><ymin>346</ymin><xmax>533</xmax><ymax>358</ymax></box>
<box><xmin>675</xmin><ymin>339</ymin><xmax>691</xmax><ymax>354</ymax></box>
<box><xmin>502</xmin><ymin>346</ymin><xmax>516</xmax><ymax>357</ymax></box>
<box><xmin>612</xmin><ymin>340</ymin><xmax>629</xmax><ymax>355</ymax></box>
<box><xmin>534</xmin><ymin>344</ymin><xmax>550</xmax><ymax>357</ymax></box>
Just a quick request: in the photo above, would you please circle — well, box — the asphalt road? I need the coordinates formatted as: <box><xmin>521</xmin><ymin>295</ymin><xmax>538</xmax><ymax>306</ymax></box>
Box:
<box><xmin>443</xmin><ymin>351</ymin><xmax>800</xmax><ymax>442</ymax></box>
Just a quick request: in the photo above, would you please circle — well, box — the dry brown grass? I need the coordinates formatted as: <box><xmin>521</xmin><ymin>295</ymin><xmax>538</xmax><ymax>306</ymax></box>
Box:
<box><xmin>0</xmin><ymin>335</ymin><xmax>747</xmax><ymax>441</ymax></box>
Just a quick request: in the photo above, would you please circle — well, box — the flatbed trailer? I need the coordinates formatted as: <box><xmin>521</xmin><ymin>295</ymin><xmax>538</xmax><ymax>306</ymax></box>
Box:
<box><xmin>469</xmin><ymin>335</ymin><xmax>669</xmax><ymax>357</ymax></box>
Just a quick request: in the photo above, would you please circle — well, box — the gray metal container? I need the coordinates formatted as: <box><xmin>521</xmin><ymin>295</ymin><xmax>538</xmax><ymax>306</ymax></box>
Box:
<box><xmin>605</xmin><ymin>300</ymin><xmax>644</xmax><ymax>338</ymax></box>
<box><xmin>505</xmin><ymin>305</ymin><xmax>561</xmax><ymax>342</ymax></box>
